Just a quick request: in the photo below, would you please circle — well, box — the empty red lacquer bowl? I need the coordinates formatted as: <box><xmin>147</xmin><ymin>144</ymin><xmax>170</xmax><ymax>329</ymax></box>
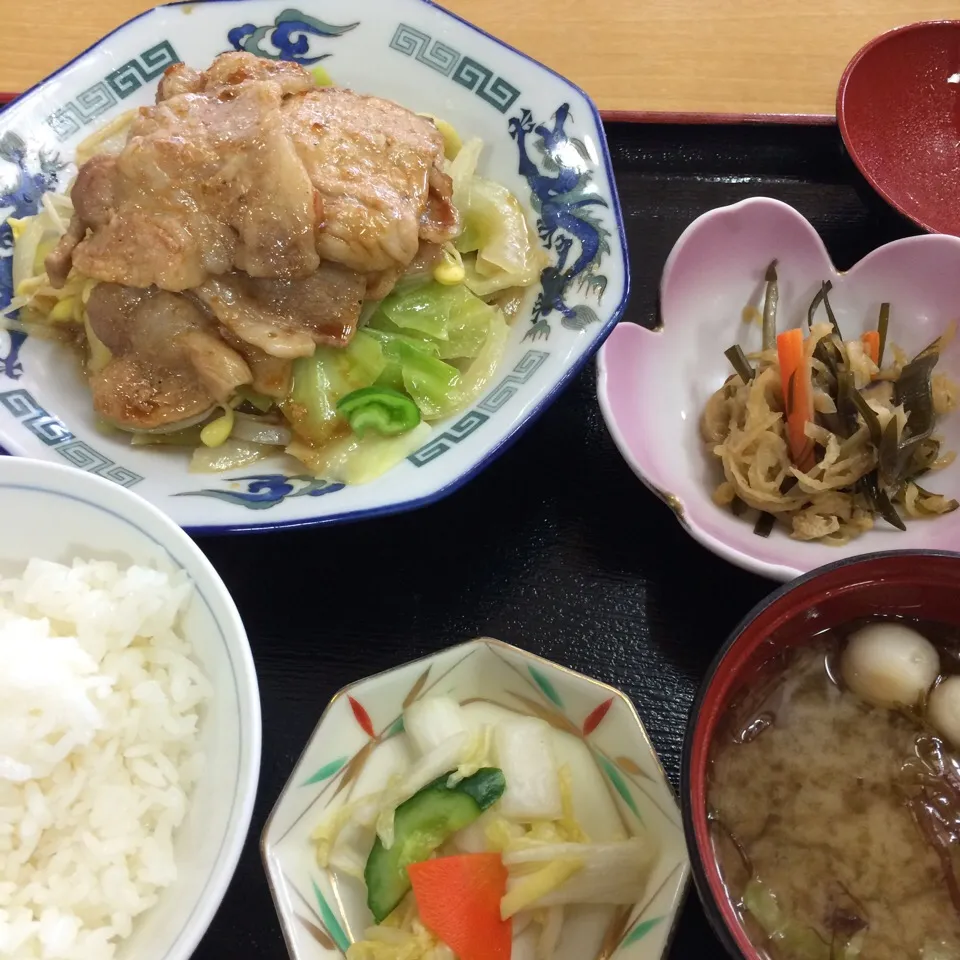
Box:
<box><xmin>838</xmin><ymin>21</ymin><xmax>960</xmax><ymax>237</ymax></box>
<box><xmin>681</xmin><ymin>550</ymin><xmax>960</xmax><ymax>959</ymax></box>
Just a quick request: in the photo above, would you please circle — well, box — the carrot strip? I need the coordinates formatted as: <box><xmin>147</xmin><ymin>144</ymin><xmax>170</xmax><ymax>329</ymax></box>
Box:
<box><xmin>862</xmin><ymin>330</ymin><xmax>880</xmax><ymax>366</ymax></box>
<box><xmin>408</xmin><ymin>854</ymin><xmax>511</xmax><ymax>960</ymax></box>
<box><xmin>777</xmin><ymin>328</ymin><xmax>816</xmax><ymax>472</ymax></box>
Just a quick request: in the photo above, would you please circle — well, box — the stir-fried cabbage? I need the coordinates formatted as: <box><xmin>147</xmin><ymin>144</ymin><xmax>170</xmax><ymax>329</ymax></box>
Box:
<box><xmin>375</xmin><ymin>281</ymin><xmax>496</xmax><ymax>359</ymax></box>
<box><xmin>2</xmin><ymin>193</ymin><xmax>86</xmax><ymax>334</ymax></box>
<box><xmin>83</xmin><ymin>311</ymin><xmax>112</xmax><ymax>375</ymax></box>
<box><xmin>287</xmin><ymin>422</ymin><xmax>432</xmax><ymax>485</ymax></box>
<box><xmin>450</xmin><ymin>138</ymin><xmax>548</xmax><ymax>296</ymax></box>
<box><xmin>395</xmin><ymin>348</ymin><xmax>463</xmax><ymax>419</ymax></box>
<box><xmin>229</xmin><ymin>413</ymin><xmax>292</xmax><ymax>447</ymax></box>
<box><xmin>367</xmin><ymin>281</ymin><xmax>510</xmax><ymax>418</ymax></box>
<box><xmin>281</xmin><ymin>332</ymin><xmax>387</xmax><ymax>445</ymax></box>
<box><xmin>273</xmin><ymin>278</ymin><xmax>509</xmax><ymax>441</ymax></box>
<box><xmin>188</xmin><ymin>438</ymin><xmax>273</xmax><ymax>473</ymax></box>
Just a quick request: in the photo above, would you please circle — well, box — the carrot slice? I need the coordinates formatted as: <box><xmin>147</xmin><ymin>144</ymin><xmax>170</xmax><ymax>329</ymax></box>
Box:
<box><xmin>408</xmin><ymin>854</ymin><xmax>511</xmax><ymax>960</ymax></box>
<box><xmin>862</xmin><ymin>330</ymin><xmax>880</xmax><ymax>366</ymax></box>
<box><xmin>776</xmin><ymin>328</ymin><xmax>816</xmax><ymax>472</ymax></box>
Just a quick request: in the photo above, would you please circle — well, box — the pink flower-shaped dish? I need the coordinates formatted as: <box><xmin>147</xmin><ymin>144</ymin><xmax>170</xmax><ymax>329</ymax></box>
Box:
<box><xmin>597</xmin><ymin>197</ymin><xmax>960</xmax><ymax>581</ymax></box>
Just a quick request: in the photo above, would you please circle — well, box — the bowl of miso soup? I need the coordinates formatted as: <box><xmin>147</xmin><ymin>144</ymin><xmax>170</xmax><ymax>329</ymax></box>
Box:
<box><xmin>682</xmin><ymin>550</ymin><xmax>960</xmax><ymax>960</ymax></box>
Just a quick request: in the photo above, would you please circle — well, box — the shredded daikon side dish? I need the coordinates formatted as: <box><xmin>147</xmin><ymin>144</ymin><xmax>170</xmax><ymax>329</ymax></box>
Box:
<box><xmin>704</xmin><ymin>268</ymin><xmax>960</xmax><ymax>544</ymax></box>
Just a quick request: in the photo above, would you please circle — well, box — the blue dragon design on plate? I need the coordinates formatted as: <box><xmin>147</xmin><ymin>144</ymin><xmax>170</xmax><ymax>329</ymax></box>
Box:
<box><xmin>509</xmin><ymin>104</ymin><xmax>611</xmax><ymax>340</ymax></box>
<box><xmin>228</xmin><ymin>9</ymin><xmax>358</xmax><ymax>65</ymax></box>
<box><xmin>176</xmin><ymin>474</ymin><xmax>345</xmax><ymax>509</ymax></box>
<box><xmin>0</xmin><ymin>132</ymin><xmax>64</xmax><ymax>379</ymax></box>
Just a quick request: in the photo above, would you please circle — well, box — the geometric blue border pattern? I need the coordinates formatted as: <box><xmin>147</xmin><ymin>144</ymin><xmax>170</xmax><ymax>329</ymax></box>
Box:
<box><xmin>477</xmin><ymin>349</ymin><xmax>548</xmax><ymax>413</ymax></box>
<box><xmin>406</xmin><ymin>408</ymin><xmax>490</xmax><ymax>467</ymax></box>
<box><xmin>407</xmin><ymin>349</ymin><xmax>548</xmax><ymax>466</ymax></box>
<box><xmin>389</xmin><ymin>24</ymin><xmax>520</xmax><ymax>113</ymax></box>
<box><xmin>45</xmin><ymin>41</ymin><xmax>180</xmax><ymax>140</ymax></box>
<box><xmin>0</xmin><ymin>389</ymin><xmax>143</xmax><ymax>487</ymax></box>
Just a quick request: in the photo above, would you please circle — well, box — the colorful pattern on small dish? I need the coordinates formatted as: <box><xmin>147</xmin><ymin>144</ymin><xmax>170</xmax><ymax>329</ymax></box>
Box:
<box><xmin>261</xmin><ymin>638</ymin><xmax>688</xmax><ymax>960</ymax></box>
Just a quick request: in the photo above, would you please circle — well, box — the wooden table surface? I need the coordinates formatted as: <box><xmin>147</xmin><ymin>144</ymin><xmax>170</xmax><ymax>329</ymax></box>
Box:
<box><xmin>1</xmin><ymin>0</ymin><xmax>955</xmax><ymax>117</ymax></box>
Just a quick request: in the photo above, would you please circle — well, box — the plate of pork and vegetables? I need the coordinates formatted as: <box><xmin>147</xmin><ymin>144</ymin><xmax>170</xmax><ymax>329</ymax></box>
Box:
<box><xmin>0</xmin><ymin>0</ymin><xmax>627</xmax><ymax>531</ymax></box>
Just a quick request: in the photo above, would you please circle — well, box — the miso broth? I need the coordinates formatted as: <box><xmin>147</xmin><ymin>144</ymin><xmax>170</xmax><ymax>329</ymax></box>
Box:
<box><xmin>707</xmin><ymin>618</ymin><xmax>960</xmax><ymax>960</ymax></box>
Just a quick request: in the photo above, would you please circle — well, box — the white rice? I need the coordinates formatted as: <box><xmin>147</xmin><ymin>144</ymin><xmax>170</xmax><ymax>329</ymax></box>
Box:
<box><xmin>0</xmin><ymin>558</ymin><xmax>211</xmax><ymax>959</ymax></box>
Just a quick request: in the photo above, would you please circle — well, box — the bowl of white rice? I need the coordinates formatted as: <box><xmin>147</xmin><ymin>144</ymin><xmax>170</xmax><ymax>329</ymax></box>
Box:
<box><xmin>0</xmin><ymin>456</ymin><xmax>261</xmax><ymax>960</ymax></box>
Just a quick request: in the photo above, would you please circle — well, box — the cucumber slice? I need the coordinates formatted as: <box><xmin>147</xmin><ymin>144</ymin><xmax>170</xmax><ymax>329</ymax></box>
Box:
<box><xmin>364</xmin><ymin>767</ymin><xmax>505</xmax><ymax>922</ymax></box>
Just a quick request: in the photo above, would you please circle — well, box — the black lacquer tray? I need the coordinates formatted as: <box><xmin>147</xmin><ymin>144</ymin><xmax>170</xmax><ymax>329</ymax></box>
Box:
<box><xmin>0</xmin><ymin>109</ymin><xmax>919</xmax><ymax>957</ymax></box>
<box><xmin>188</xmin><ymin>121</ymin><xmax>919</xmax><ymax>958</ymax></box>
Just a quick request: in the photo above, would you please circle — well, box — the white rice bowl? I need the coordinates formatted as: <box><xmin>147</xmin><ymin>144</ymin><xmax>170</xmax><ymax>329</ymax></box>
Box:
<box><xmin>0</xmin><ymin>458</ymin><xmax>260</xmax><ymax>960</ymax></box>
<box><xmin>0</xmin><ymin>558</ymin><xmax>210</xmax><ymax>958</ymax></box>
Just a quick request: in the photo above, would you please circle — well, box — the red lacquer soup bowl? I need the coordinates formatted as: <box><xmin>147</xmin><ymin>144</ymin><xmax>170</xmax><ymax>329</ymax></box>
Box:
<box><xmin>837</xmin><ymin>20</ymin><xmax>960</xmax><ymax>237</ymax></box>
<box><xmin>680</xmin><ymin>550</ymin><xmax>960</xmax><ymax>959</ymax></box>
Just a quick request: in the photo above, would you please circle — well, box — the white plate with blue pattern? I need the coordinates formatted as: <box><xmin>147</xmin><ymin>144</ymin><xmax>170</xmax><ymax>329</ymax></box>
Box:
<box><xmin>0</xmin><ymin>0</ymin><xmax>629</xmax><ymax>534</ymax></box>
